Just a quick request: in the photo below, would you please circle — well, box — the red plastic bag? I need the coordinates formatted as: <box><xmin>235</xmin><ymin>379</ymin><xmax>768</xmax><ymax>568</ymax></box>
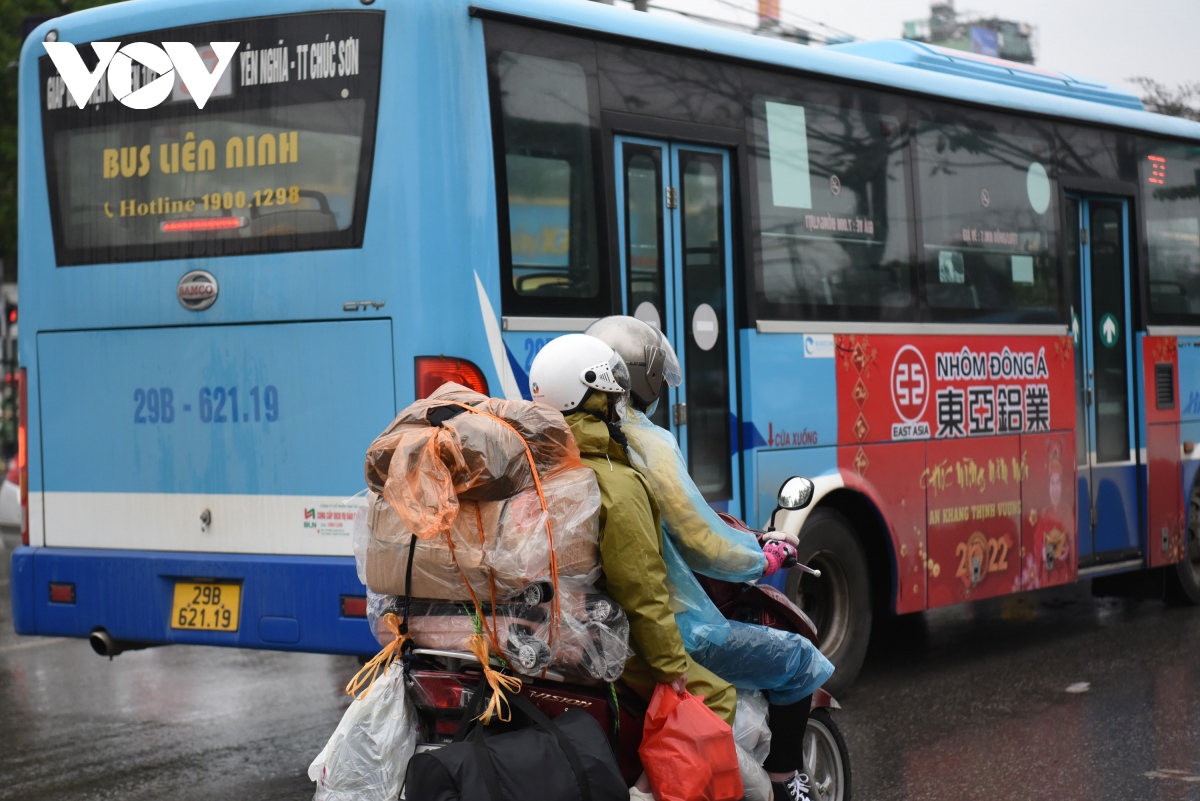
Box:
<box><xmin>639</xmin><ymin>684</ymin><xmax>743</xmax><ymax>801</ymax></box>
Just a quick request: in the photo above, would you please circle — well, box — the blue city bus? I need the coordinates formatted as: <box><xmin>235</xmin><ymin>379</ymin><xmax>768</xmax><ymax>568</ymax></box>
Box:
<box><xmin>11</xmin><ymin>0</ymin><xmax>1200</xmax><ymax>691</ymax></box>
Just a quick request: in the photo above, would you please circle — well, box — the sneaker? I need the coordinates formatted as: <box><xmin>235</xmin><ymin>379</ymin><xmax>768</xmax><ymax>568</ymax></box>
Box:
<box><xmin>770</xmin><ymin>772</ymin><xmax>812</xmax><ymax>801</ymax></box>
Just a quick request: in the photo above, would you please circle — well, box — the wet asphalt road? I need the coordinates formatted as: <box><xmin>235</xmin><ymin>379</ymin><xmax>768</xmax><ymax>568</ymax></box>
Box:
<box><xmin>4</xmin><ymin>527</ymin><xmax>1200</xmax><ymax>801</ymax></box>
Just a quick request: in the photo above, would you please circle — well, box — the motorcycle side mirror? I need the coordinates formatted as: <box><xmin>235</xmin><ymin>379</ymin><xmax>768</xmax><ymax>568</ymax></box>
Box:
<box><xmin>778</xmin><ymin>476</ymin><xmax>814</xmax><ymax>510</ymax></box>
<box><xmin>766</xmin><ymin>476</ymin><xmax>814</xmax><ymax>532</ymax></box>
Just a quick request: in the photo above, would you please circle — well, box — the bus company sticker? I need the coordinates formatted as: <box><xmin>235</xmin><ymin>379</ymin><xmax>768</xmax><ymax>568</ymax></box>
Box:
<box><xmin>890</xmin><ymin>345</ymin><xmax>930</xmax><ymax>439</ymax></box>
<box><xmin>839</xmin><ymin>335</ymin><xmax>1074</xmax><ymax>448</ymax></box>
<box><xmin>303</xmin><ymin>505</ymin><xmax>355</xmax><ymax>537</ymax></box>
<box><xmin>803</xmin><ymin>334</ymin><xmax>834</xmax><ymax>358</ymax></box>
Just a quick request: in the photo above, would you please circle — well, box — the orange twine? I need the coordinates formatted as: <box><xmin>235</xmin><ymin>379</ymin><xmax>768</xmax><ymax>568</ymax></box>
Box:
<box><xmin>444</xmin><ymin>401</ymin><xmax>561</xmax><ymax>644</ymax></box>
<box><xmin>468</xmin><ymin>632</ymin><xmax>523</xmax><ymax>724</ymax></box>
<box><xmin>444</xmin><ymin>525</ymin><xmax>503</xmax><ymax>658</ymax></box>
<box><xmin>345</xmin><ymin>612</ymin><xmax>409</xmax><ymax>700</ymax></box>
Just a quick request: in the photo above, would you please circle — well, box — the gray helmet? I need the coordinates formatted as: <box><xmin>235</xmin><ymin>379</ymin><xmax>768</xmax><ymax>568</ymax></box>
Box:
<box><xmin>585</xmin><ymin>316</ymin><xmax>682</xmax><ymax>409</ymax></box>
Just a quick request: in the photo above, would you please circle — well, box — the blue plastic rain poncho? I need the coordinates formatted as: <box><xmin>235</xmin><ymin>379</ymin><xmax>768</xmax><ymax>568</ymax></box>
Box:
<box><xmin>622</xmin><ymin>408</ymin><xmax>765</xmax><ymax>582</ymax></box>
<box><xmin>625</xmin><ymin>409</ymin><xmax>834</xmax><ymax>704</ymax></box>
<box><xmin>663</xmin><ymin>534</ymin><xmax>832</xmax><ymax>704</ymax></box>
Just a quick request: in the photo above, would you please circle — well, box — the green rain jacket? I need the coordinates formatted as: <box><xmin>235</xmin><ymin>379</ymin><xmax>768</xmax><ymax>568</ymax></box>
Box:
<box><xmin>567</xmin><ymin>394</ymin><xmax>736</xmax><ymax>724</ymax></box>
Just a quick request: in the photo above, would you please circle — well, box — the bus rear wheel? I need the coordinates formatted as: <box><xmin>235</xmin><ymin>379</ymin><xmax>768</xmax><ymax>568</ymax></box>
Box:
<box><xmin>786</xmin><ymin>508</ymin><xmax>871</xmax><ymax>697</ymax></box>
<box><xmin>1168</xmin><ymin>486</ymin><xmax>1200</xmax><ymax>605</ymax></box>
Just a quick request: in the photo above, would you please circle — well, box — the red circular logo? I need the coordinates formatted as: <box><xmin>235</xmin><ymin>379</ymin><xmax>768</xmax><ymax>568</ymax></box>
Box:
<box><xmin>891</xmin><ymin>345</ymin><xmax>929</xmax><ymax>423</ymax></box>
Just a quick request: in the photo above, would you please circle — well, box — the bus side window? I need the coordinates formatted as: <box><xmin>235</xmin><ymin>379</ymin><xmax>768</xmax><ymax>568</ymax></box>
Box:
<box><xmin>1140</xmin><ymin>142</ymin><xmax>1200</xmax><ymax>327</ymax></box>
<box><xmin>489</xmin><ymin>36</ymin><xmax>610</xmax><ymax>320</ymax></box>
<box><xmin>915</xmin><ymin>115</ymin><xmax>1060</xmax><ymax>325</ymax></box>
<box><xmin>747</xmin><ymin>88</ymin><xmax>915</xmax><ymax>323</ymax></box>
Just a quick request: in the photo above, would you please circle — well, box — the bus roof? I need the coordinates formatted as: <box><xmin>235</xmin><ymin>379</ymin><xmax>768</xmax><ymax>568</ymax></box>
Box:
<box><xmin>828</xmin><ymin>39</ymin><xmax>1144</xmax><ymax>112</ymax></box>
<box><xmin>471</xmin><ymin>0</ymin><xmax>1200</xmax><ymax>141</ymax></box>
<box><xmin>20</xmin><ymin>0</ymin><xmax>1200</xmax><ymax>143</ymax></box>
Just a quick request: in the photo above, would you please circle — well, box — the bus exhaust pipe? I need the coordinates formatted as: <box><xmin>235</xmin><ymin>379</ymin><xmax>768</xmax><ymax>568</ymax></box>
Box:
<box><xmin>89</xmin><ymin>629</ymin><xmax>156</xmax><ymax>659</ymax></box>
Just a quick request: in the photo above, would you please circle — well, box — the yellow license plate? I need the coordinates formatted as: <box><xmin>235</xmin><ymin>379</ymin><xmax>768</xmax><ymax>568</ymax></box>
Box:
<box><xmin>171</xmin><ymin>582</ymin><xmax>241</xmax><ymax>631</ymax></box>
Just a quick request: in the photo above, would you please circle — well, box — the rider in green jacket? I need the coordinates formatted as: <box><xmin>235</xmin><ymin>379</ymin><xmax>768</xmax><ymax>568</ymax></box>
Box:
<box><xmin>528</xmin><ymin>333</ymin><xmax>736</xmax><ymax>727</ymax></box>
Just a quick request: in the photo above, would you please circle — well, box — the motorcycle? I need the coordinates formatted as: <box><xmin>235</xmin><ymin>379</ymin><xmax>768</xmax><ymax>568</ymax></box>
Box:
<box><xmin>393</xmin><ymin>476</ymin><xmax>852</xmax><ymax>801</ymax></box>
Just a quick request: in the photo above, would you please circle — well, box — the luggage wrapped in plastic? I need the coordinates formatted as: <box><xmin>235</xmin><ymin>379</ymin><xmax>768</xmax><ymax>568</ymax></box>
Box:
<box><xmin>308</xmin><ymin>662</ymin><xmax>418</xmax><ymax>801</ymax></box>
<box><xmin>351</xmin><ymin>494</ymin><xmax>372</xmax><ymax>587</ymax></box>
<box><xmin>622</xmin><ymin>408</ymin><xmax>765</xmax><ymax>581</ymax></box>
<box><xmin>359</xmin><ymin>383</ymin><xmax>628</xmax><ymax>681</ymax></box>
<box><xmin>484</xmin><ymin>467</ymin><xmax>602</xmax><ymax>589</ymax></box>
<box><xmin>361</xmin><ymin>466</ymin><xmax>601</xmax><ymax>600</ymax></box>
<box><xmin>364</xmin><ymin>383</ymin><xmax>582</xmax><ymax>540</ymax></box>
<box><xmin>365</xmin><ymin>590</ymin><xmax>394</xmax><ymax>643</ymax></box>
<box><xmin>368</xmin><ymin>583</ymin><xmax>632</xmax><ymax>682</ymax></box>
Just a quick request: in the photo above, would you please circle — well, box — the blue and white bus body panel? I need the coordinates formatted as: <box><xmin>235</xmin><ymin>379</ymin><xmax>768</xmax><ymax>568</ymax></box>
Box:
<box><xmin>738</xmin><ymin>328</ymin><xmax>839</xmax><ymax>531</ymax></box>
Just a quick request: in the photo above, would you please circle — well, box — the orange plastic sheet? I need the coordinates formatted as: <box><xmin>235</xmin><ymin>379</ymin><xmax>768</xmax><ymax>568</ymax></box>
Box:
<box><xmin>364</xmin><ymin>383</ymin><xmax>582</xmax><ymax>540</ymax></box>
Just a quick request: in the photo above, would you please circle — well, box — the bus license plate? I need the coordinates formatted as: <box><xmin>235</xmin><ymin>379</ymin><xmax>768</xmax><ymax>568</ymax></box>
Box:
<box><xmin>170</xmin><ymin>582</ymin><xmax>241</xmax><ymax>632</ymax></box>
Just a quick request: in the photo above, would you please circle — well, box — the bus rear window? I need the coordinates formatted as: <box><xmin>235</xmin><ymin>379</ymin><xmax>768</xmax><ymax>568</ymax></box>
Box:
<box><xmin>38</xmin><ymin>11</ymin><xmax>382</xmax><ymax>267</ymax></box>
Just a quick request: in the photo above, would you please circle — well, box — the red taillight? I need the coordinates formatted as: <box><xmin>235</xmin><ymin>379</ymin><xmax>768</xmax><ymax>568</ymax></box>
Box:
<box><xmin>341</xmin><ymin>595</ymin><xmax>367</xmax><ymax>618</ymax></box>
<box><xmin>409</xmin><ymin>671</ymin><xmax>476</xmax><ymax>711</ymax></box>
<box><xmin>161</xmin><ymin>217</ymin><xmax>245</xmax><ymax>232</ymax></box>
<box><xmin>414</xmin><ymin>357</ymin><xmax>488</xmax><ymax>399</ymax></box>
<box><xmin>49</xmin><ymin>582</ymin><xmax>75</xmax><ymax>604</ymax></box>
<box><xmin>18</xmin><ymin>367</ymin><xmax>27</xmax><ymax>546</ymax></box>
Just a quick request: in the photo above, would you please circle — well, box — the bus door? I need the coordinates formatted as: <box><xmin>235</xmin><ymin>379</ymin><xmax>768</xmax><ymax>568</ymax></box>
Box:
<box><xmin>614</xmin><ymin>136</ymin><xmax>741</xmax><ymax>513</ymax></box>
<box><xmin>1066</xmin><ymin>195</ymin><xmax>1139</xmax><ymax>559</ymax></box>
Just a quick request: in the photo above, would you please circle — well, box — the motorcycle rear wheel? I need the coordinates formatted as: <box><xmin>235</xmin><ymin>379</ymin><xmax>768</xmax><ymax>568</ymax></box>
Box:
<box><xmin>804</xmin><ymin>708</ymin><xmax>851</xmax><ymax>801</ymax></box>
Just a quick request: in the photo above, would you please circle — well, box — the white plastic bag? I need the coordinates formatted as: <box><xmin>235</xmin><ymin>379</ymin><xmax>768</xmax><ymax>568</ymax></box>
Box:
<box><xmin>733</xmin><ymin>690</ymin><xmax>772</xmax><ymax>801</ymax></box>
<box><xmin>308</xmin><ymin>663</ymin><xmax>418</xmax><ymax>801</ymax></box>
<box><xmin>737</xmin><ymin>744</ymin><xmax>772</xmax><ymax>801</ymax></box>
<box><xmin>733</xmin><ymin>690</ymin><xmax>772</xmax><ymax>763</ymax></box>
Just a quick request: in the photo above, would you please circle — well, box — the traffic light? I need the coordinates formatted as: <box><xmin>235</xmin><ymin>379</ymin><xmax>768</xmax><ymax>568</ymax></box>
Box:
<box><xmin>1</xmin><ymin>300</ymin><xmax>14</xmax><ymax>343</ymax></box>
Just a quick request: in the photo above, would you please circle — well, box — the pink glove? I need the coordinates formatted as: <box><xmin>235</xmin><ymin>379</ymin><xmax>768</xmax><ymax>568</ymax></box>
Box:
<box><xmin>762</xmin><ymin>540</ymin><xmax>798</xmax><ymax>576</ymax></box>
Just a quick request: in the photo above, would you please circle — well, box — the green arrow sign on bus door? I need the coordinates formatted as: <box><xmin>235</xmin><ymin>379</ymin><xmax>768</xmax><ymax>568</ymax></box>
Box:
<box><xmin>1099</xmin><ymin>313</ymin><xmax>1119</xmax><ymax>348</ymax></box>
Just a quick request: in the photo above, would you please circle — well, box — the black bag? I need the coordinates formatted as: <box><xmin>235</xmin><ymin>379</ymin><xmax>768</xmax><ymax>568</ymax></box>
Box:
<box><xmin>404</xmin><ymin>685</ymin><xmax>627</xmax><ymax>801</ymax></box>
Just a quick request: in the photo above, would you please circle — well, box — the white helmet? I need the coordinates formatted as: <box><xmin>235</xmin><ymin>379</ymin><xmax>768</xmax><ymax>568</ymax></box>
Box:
<box><xmin>528</xmin><ymin>334</ymin><xmax>630</xmax><ymax>413</ymax></box>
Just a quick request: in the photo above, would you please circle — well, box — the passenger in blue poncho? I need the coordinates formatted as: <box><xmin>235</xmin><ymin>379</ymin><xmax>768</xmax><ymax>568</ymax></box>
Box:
<box><xmin>586</xmin><ymin>316</ymin><xmax>834</xmax><ymax>801</ymax></box>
